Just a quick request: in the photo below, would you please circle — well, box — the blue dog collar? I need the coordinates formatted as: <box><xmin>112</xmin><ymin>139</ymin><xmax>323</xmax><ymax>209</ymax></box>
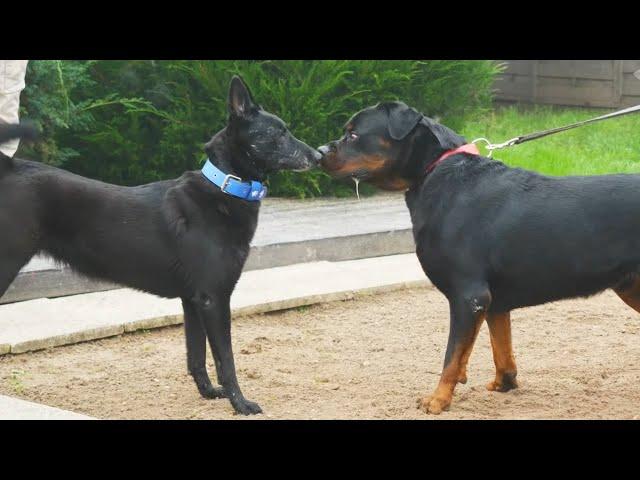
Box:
<box><xmin>201</xmin><ymin>159</ymin><xmax>267</xmax><ymax>202</ymax></box>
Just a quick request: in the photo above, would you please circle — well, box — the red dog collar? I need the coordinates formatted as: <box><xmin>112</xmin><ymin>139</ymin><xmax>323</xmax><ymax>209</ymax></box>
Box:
<box><xmin>425</xmin><ymin>143</ymin><xmax>480</xmax><ymax>175</ymax></box>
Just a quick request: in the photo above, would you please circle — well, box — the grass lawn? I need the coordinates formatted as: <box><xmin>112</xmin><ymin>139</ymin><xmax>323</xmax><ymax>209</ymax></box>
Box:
<box><xmin>460</xmin><ymin>105</ymin><xmax>640</xmax><ymax>176</ymax></box>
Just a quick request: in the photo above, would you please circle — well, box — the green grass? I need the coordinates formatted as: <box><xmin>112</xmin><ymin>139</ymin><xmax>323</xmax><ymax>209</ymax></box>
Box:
<box><xmin>8</xmin><ymin>369</ymin><xmax>26</xmax><ymax>395</ymax></box>
<box><xmin>460</xmin><ymin>105</ymin><xmax>640</xmax><ymax>176</ymax></box>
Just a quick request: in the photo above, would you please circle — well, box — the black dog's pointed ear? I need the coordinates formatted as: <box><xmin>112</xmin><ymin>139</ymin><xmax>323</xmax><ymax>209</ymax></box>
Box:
<box><xmin>228</xmin><ymin>75</ymin><xmax>257</xmax><ymax>118</ymax></box>
<box><xmin>386</xmin><ymin>102</ymin><xmax>423</xmax><ymax>140</ymax></box>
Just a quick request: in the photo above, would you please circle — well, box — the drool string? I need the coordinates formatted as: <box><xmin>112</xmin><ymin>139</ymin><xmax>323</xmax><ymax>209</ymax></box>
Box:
<box><xmin>353</xmin><ymin>177</ymin><xmax>360</xmax><ymax>201</ymax></box>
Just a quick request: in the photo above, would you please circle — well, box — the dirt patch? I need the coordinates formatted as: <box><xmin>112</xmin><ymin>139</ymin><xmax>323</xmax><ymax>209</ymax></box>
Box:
<box><xmin>2</xmin><ymin>286</ymin><xmax>640</xmax><ymax>419</ymax></box>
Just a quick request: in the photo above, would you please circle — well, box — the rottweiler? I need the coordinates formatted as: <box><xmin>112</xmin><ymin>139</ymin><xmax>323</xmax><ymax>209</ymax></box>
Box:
<box><xmin>0</xmin><ymin>76</ymin><xmax>321</xmax><ymax>415</ymax></box>
<box><xmin>319</xmin><ymin>101</ymin><xmax>640</xmax><ymax>414</ymax></box>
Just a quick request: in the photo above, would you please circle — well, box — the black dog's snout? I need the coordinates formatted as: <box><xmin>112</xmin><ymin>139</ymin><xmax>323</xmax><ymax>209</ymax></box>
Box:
<box><xmin>317</xmin><ymin>144</ymin><xmax>332</xmax><ymax>156</ymax></box>
<box><xmin>311</xmin><ymin>149</ymin><xmax>323</xmax><ymax>163</ymax></box>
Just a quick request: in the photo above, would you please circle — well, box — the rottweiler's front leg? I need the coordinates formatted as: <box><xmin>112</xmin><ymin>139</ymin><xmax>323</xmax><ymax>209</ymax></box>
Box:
<box><xmin>418</xmin><ymin>287</ymin><xmax>490</xmax><ymax>414</ymax></box>
<box><xmin>196</xmin><ymin>293</ymin><xmax>262</xmax><ymax>415</ymax></box>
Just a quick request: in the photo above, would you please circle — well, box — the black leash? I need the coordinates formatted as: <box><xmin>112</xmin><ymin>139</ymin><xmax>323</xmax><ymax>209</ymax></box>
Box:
<box><xmin>473</xmin><ymin>103</ymin><xmax>640</xmax><ymax>156</ymax></box>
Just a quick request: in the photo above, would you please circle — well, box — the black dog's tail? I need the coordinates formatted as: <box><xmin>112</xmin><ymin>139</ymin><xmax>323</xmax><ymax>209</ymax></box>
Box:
<box><xmin>0</xmin><ymin>123</ymin><xmax>39</xmax><ymax>174</ymax></box>
<box><xmin>0</xmin><ymin>122</ymin><xmax>39</xmax><ymax>146</ymax></box>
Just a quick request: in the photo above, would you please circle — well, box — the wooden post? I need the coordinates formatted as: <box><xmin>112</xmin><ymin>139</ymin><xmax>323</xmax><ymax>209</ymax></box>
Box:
<box><xmin>613</xmin><ymin>60</ymin><xmax>624</xmax><ymax>107</ymax></box>
<box><xmin>531</xmin><ymin>60</ymin><xmax>538</xmax><ymax>102</ymax></box>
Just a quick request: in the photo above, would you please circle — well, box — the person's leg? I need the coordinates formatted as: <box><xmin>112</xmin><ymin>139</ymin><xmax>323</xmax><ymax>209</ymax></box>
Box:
<box><xmin>0</xmin><ymin>60</ymin><xmax>29</xmax><ymax>158</ymax></box>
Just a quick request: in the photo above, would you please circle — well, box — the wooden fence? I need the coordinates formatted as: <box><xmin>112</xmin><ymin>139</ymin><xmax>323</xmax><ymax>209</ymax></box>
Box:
<box><xmin>494</xmin><ymin>60</ymin><xmax>640</xmax><ymax>108</ymax></box>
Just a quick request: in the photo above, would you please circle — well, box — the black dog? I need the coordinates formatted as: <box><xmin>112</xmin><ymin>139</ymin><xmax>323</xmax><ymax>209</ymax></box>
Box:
<box><xmin>319</xmin><ymin>101</ymin><xmax>640</xmax><ymax>414</ymax></box>
<box><xmin>0</xmin><ymin>76</ymin><xmax>321</xmax><ymax>415</ymax></box>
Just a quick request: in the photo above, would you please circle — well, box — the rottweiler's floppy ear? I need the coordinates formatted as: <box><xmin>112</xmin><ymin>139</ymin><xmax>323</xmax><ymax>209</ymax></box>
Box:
<box><xmin>228</xmin><ymin>75</ymin><xmax>257</xmax><ymax>118</ymax></box>
<box><xmin>419</xmin><ymin>116</ymin><xmax>465</xmax><ymax>149</ymax></box>
<box><xmin>387</xmin><ymin>102</ymin><xmax>423</xmax><ymax>140</ymax></box>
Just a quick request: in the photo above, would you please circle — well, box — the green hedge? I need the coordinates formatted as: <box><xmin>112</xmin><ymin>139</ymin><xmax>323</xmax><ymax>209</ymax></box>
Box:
<box><xmin>18</xmin><ymin>60</ymin><xmax>502</xmax><ymax>197</ymax></box>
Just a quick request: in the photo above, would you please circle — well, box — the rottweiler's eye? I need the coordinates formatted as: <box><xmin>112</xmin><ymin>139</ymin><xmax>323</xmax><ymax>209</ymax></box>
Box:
<box><xmin>347</xmin><ymin>131</ymin><xmax>358</xmax><ymax>141</ymax></box>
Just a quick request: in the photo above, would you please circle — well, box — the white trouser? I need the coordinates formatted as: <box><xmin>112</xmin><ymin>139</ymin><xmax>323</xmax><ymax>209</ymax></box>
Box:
<box><xmin>0</xmin><ymin>60</ymin><xmax>29</xmax><ymax>157</ymax></box>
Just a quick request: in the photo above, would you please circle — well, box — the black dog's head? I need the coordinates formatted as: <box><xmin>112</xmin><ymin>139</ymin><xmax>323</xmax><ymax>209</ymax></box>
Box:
<box><xmin>318</xmin><ymin>101</ymin><xmax>466</xmax><ymax>190</ymax></box>
<box><xmin>206</xmin><ymin>76</ymin><xmax>321</xmax><ymax>181</ymax></box>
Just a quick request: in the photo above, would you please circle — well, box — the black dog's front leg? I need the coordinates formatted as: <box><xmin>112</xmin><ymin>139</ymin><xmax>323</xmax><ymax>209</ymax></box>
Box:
<box><xmin>197</xmin><ymin>294</ymin><xmax>262</xmax><ymax>415</ymax></box>
<box><xmin>182</xmin><ymin>298</ymin><xmax>226</xmax><ymax>399</ymax></box>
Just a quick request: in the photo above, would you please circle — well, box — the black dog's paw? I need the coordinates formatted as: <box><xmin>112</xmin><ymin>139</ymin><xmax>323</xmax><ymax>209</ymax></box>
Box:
<box><xmin>199</xmin><ymin>384</ymin><xmax>227</xmax><ymax>399</ymax></box>
<box><xmin>232</xmin><ymin>398</ymin><xmax>263</xmax><ymax>416</ymax></box>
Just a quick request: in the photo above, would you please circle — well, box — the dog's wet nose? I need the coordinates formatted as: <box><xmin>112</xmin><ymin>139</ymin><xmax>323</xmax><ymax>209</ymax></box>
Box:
<box><xmin>317</xmin><ymin>145</ymin><xmax>331</xmax><ymax>156</ymax></box>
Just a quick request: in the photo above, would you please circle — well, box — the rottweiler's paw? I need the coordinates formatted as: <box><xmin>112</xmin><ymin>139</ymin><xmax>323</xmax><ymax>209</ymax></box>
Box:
<box><xmin>416</xmin><ymin>395</ymin><xmax>450</xmax><ymax>415</ymax></box>
<box><xmin>232</xmin><ymin>398</ymin><xmax>263</xmax><ymax>415</ymax></box>
<box><xmin>199</xmin><ymin>385</ymin><xmax>227</xmax><ymax>399</ymax></box>
<box><xmin>486</xmin><ymin>372</ymin><xmax>518</xmax><ymax>392</ymax></box>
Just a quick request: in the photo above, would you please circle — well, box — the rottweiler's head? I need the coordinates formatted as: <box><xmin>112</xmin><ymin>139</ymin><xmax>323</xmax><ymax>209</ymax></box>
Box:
<box><xmin>318</xmin><ymin>101</ymin><xmax>466</xmax><ymax>190</ymax></box>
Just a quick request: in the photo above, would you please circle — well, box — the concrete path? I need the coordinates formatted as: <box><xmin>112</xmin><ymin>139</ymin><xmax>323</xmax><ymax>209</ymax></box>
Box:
<box><xmin>0</xmin><ymin>253</ymin><xmax>428</xmax><ymax>356</ymax></box>
<box><xmin>0</xmin><ymin>395</ymin><xmax>94</xmax><ymax>419</ymax></box>
<box><xmin>2</xmin><ymin>194</ymin><xmax>413</xmax><ymax>304</ymax></box>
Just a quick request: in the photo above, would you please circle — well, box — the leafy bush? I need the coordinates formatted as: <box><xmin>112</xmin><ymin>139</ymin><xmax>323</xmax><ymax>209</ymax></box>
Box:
<box><xmin>18</xmin><ymin>60</ymin><xmax>502</xmax><ymax>197</ymax></box>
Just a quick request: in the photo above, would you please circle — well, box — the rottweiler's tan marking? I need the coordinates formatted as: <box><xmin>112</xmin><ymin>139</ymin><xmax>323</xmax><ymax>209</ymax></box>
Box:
<box><xmin>486</xmin><ymin>311</ymin><xmax>518</xmax><ymax>392</ymax></box>
<box><xmin>615</xmin><ymin>275</ymin><xmax>640</xmax><ymax>313</ymax></box>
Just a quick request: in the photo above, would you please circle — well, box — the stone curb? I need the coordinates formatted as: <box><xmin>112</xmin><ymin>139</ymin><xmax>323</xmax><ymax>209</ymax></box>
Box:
<box><xmin>4</xmin><ymin>279</ymin><xmax>430</xmax><ymax>355</ymax></box>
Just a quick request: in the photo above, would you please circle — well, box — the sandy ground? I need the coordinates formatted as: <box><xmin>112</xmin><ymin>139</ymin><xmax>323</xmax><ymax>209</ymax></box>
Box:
<box><xmin>2</xmin><ymin>285</ymin><xmax>640</xmax><ymax>420</ymax></box>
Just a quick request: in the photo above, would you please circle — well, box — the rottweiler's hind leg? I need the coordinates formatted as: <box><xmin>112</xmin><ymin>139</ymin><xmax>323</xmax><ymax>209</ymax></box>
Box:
<box><xmin>486</xmin><ymin>311</ymin><xmax>518</xmax><ymax>392</ymax></box>
<box><xmin>614</xmin><ymin>275</ymin><xmax>640</xmax><ymax>313</ymax></box>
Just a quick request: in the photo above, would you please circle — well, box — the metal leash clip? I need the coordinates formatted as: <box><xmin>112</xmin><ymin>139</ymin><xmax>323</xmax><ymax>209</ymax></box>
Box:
<box><xmin>471</xmin><ymin>137</ymin><xmax>520</xmax><ymax>157</ymax></box>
